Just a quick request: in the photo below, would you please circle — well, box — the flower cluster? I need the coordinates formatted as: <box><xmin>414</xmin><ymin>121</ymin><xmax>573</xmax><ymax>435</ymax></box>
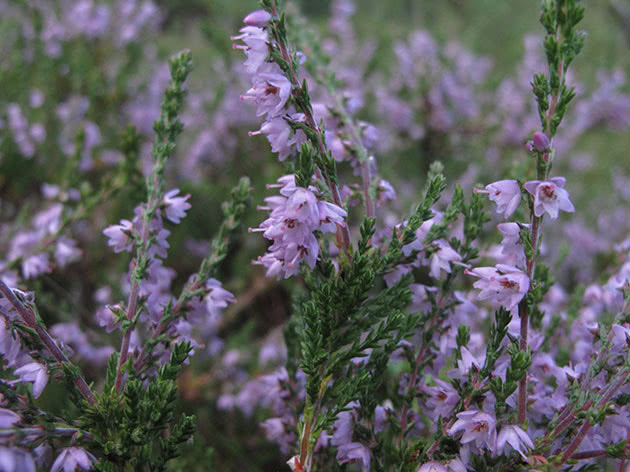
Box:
<box><xmin>3</xmin><ymin>0</ymin><xmax>630</xmax><ymax>471</ymax></box>
<box><xmin>252</xmin><ymin>175</ymin><xmax>347</xmax><ymax>279</ymax></box>
<box><xmin>232</xmin><ymin>12</ymin><xmax>308</xmax><ymax>161</ymax></box>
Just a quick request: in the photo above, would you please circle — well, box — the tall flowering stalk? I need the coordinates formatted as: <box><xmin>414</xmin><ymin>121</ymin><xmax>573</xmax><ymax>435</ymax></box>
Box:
<box><xmin>516</xmin><ymin>0</ymin><xmax>584</xmax><ymax>426</ymax></box>
<box><xmin>233</xmin><ymin>3</ymin><xmax>485</xmax><ymax>471</ymax></box>
<box><xmin>0</xmin><ymin>49</ymin><xmax>251</xmax><ymax>470</ymax></box>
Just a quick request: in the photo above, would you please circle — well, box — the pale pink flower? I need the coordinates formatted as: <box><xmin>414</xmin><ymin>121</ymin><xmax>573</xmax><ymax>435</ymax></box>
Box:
<box><xmin>448</xmin><ymin>410</ymin><xmax>497</xmax><ymax>451</ymax></box>
<box><xmin>467</xmin><ymin>264</ymin><xmax>529</xmax><ymax>310</ymax></box>
<box><xmin>163</xmin><ymin>189</ymin><xmax>191</xmax><ymax>224</ymax></box>
<box><xmin>429</xmin><ymin>239</ymin><xmax>462</xmax><ymax>279</ymax></box>
<box><xmin>103</xmin><ymin>219</ymin><xmax>134</xmax><ymax>253</ymax></box>
<box><xmin>242</xmin><ymin>64</ymin><xmax>292</xmax><ymax>117</ymax></box>
<box><xmin>497</xmin><ymin>222</ymin><xmax>527</xmax><ymax>268</ymax></box>
<box><xmin>496</xmin><ymin>425</ymin><xmax>534</xmax><ymax>459</ymax></box>
<box><xmin>243</xmin><ymin>10</ymin><xmax>272</xmax><ymax>27</ymax></box>
<box><xmin>422</xmin><ymin>378</ymin><xmax>459</xmax><ymax>419</ymax></box>
<box><xmin>51</xmin><ymin>447</ymin><xmax>94</xmax><ymax>472</ymax></box>
<box><xmin>417</xmin><ymin>462</ymin><xmax>447</xmax><ymax>472</ymax></box>
<box><xmin>231</xmin><ymin>26</ymin><xmax>269</xmax><ymax>75</ymax></box>
<box><xmin>55</xmin><ymin>238</ymin><xmax>81</xmax><ymax>267</ymax></box>
<box><xmin>475</xmin><ymin>180</ymin><xmax>521</xmax><ymax>218</ymax></box>
<box><xmin>0</xmin><ymin>409</ymin><xmax>20</xmax><ymax>428</ymax></box>
<box><xmin>524</xmin><ymin>177</ymin><xmax>575</xmax><ymax>219</ymax></box>
<box><xmin>14</xmin><ymin>362</ymin><xmax>48</xmax><ymax>398</ymax></box>
<box><xmin>250</xmin><ymin>115</ymin><xmax>306</xmax><ymax>161</ymax></box>
<box><xmin>22</xmin><ymin>254</ymin><xmax>51</xmax><ymax>279</ymax></box>
<box><xmin>337</xmin><ymin>442</ymin><xmax>371</xmax><ymax>471</ymax></box>
<box><xmin>252</xmin><ymin>176</ymin><xmax>346</xmax><ymax>279</ymax></box>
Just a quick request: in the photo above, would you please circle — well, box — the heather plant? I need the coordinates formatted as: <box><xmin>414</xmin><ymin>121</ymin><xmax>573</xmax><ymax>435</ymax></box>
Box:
<box><xmin>1</xmin><ymin>0</ymin><xmax>630</xmax><ymax>471</ymax></box>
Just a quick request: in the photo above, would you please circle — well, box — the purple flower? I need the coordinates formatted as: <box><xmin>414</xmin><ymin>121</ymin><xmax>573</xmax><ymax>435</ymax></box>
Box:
<box><xmin>524</xmin><ymin>177</ymin><xmax>575</xmax><ymax>219</ymax></box>
<box><xmin>449</xmin><ymin>346</ymin><xmax>484</xmax><ymax>379</ymax></box>
<box><xmin>55</xmin><ymin>238</ymin><xmax>81</xmax><ymax>267</ymax></box>
<box><xmin>232</xmin><ymin>26</ymin><xmax>269</xmax><ymax>75</ymax></box>
<box><xmin>0</xmin><ymin>318</ymin><xmax>23</xmax><ymax>366</ymax></box>
<box><xmin>337</xmin><ymin>442</ymin><xmax>371</xmax><ymax>471</ymax></box>
<box><xmin>261</xmin><ymin>417</ymin><xmax>293</xmax><ymax>454</ymax></box>
<box><xmin>496</xmin><ymin>425</ymin><xmax>534</xmax><ymax>459</ymax></box>
<box><xmin>417</xmin><ymin>459</ymin><xmax>466</xmax><ymax>472</ymax></box>
<box><xmin>448</xmin><ymin>409</ymin><xmax>497</xmax><ymax>451</ymax></box>
<box><xmin>0</xmin><ymin>408</ymin><xmax>20</xmax><ymax>428</ymax></box>
<box><xmin>252</xmin><ymin>176</ymin><xmax>346</xmax><ymax>279</ymax></box>
<box><xmin>331</xmin><ymin>409</ymin><xmax>356</xmax><ymax>447</ymax></box>
<box><xmin>467</xmin><ymin>264</ymin><xmax>529</xmax><ymax>310</ymax></box>
<box><xmin>22</xmin><ymin>254</ymin><xmax>51</xmax><ymax>279</ymax></box>
<box><xmin>51</xmin><ymin>447</ymin><xmax>94</xmax><ymax>472</ymax></box>
<box><xmin>497</xmin><ymin>222</ymin><xmax>527</xmax><ymax>268</ymax></box>
<box><xmin>249</xmin><ymin>114</ymin><xmax>306</xmax><ymax>161</ymax></box>
<box><xmin>532</xmin><ymin>131</ymin><xmax>549</xmax><ymax>152</ymax></box>
<box><xmin>0</xmin><ymin>447</ymin><xmax>35</xmax><ymax>472</ymax></box>
<box><xmin>417</xmin><ymin>463</ymin><xmax>447</xmax><ymax>472</ymax></box>
<box><xmin>29</xmin><ymin>89</ymin><xmax>44</xmax><ymax>108</ymax></box>
<box><xmin>429</xmin><ymin>239</ymin><xmax>462</xmax><ymax>279</ymax></box>
<box><xmin>205</xmin><ymin>278</ymin><xmax>236</xmax><ymax>318</ymax></box>
<box><xmin>422</xmin><ymin>378</ymin><xmax>459</xmax><ymax>420</ymax></box>
<box><xmin>318</xmin><ymin>200</ymin><xmax>348</xmax><ymax>233</ymax></box>
<box><xmin>242</xmin><ymin>64</ymin><xmax>292</xmax><ymax>117</ymax></box>
<box><xmin>243</xmin><ymin>9</ymin><xmax>272</xmax><ymax>27</ymax></box>
<box><xmin>14</xmin><ymin>362</ymin><xmax>48</xmax><ymax>398</ymax></box>
<box><xmin>103</xmin><ymin>219</ymin><xmax>134</xmax><ymax>253</ymax></box>
<box><xmin>475</xmin><ymin>180</ymin><xmax>521</xmax><ymax>218</ymax></box>
<box><xmin>163</xmin><ymin>189</ymin><xmax>191</xmax><ymax>224</ymax></box>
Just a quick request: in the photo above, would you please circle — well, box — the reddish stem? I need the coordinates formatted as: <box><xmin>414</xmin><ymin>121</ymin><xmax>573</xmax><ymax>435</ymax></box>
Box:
<box><xmin>0</xmin><ymin>281</ymin><xmax>96</xmax><ymax>405</ymax></box>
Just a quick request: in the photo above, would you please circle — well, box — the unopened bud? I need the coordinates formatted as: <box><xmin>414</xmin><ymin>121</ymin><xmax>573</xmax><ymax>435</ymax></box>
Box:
<box><xmin>243</xmin><ymin>10</ymin><xmax>272</xmax><ymax>27</ymax></box>
<box><xmin>532</xmin><ymin>131</ymin><xmax>549</xmax><ymax>152</ymax></box>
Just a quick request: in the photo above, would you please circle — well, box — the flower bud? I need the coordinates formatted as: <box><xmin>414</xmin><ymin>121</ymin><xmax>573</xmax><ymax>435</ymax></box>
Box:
<box><xmin>243</xmin><ymin>10</ymin><xmax>272</xmax><ymax>27</ymax></box>
<box><xmin>532</xmin><ymin>131</ymin><xmax>549</xmax><ymax>152</ymax></box>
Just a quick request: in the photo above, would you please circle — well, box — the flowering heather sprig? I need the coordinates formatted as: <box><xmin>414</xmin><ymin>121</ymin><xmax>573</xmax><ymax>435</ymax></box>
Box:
<box><xmin>251</xmin><ymin>174</ymin><xmax>347</xmax><ymax>279</ymax></box>
<box><xmin>469</xmin><ymin>0</ymin><xmax>586</xmax><ymax>434</ymax></box>
<box><xmin>232</xmin><ymin>1</ymin><xmax>352</xmax><ymax>253</ymax></box>
<box><xmin>110</xmin><ymin>49</ymin><xmax>194</xmax><ymax>395</ymax></box>
<box><xmin>3</xmin><ymin>0</ymin><xmax>628</xmax><ymax>469</ymax></box>
<box><xmin>133</xmin><ymin>176</ymin><xmax>250</xmax><ymax>375</ymax></box>
<box><xmin>513</xmin><ymin>0</ymin><xmax>585</xmax><ymax>427</ymax></box>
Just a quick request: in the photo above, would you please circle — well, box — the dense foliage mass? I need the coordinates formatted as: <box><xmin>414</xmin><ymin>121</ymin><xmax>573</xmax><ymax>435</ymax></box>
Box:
<box><xmin>1</xmin><ymin>0</ymin><xmax>630</xmax><ymax>470</ymax></box>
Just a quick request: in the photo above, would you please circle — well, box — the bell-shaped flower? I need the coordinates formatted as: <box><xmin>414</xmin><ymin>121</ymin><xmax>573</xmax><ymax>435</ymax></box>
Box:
<box><xmin>429</xmin><ymin>239</ymin><xmax>462</xmax><ymax>279</ymax></box>
<box><xmin>475</xmin><ymin>180</ymin><xmax>521</xmax><ymax>218</ymax></box>
<box><xmin>0</xmin><ymin>409</ymin><xmax>20</xmax><ymax>428</ymax></box>
<box><xmin>497</xmin><ymin>222</ymin><xmax>527</xmax><ymax>268</ymax></box>
<box><xmin>243</xmin><ymin>9</ymin><xmax>272</xmax><ymax>27</ymax></box>
<box><xmin>496</xmin><ymin>425</ymin><xmax>534</xmax><ymax>459</ymax></box>
<box><xmin>467</xmin><ymin>264</ymin><xmax>529</xmax><ymax>310</ymax></box>
<box><xmin>417</xmin><ymin>462</ymin><xmax>447</xmax><ymax>472</ymax></box>
<box><xmin>448</xmin><ymin>409</ymin><xmax>497</xmax><ymax>451</ymax></box>
<box><xmin>242</xmin><ymin>64</ymin><xmax>292</xmax><ymax>117</ymax></box>
<box><xmin>14</xmin><ymin>362</ymin><xmax>48</xmax><ymax>398</ymax></box>
<box><xmin>231</xmin><ymin>26</ymin><xmax>269</xmax><ymax>75</ymax></box>
<box><xmin>422</xmin><ymin>378</ymin><xmax>459</xmax><ymax>420</ymax></box>
<box><xmin>337</xmin><ymin>442</ymin><xmax>371</xmax><ymax>471</ymax></box>
<box><xmin>51</xmin><ymin>447</ymin><xmax>94</xmax><ymax>472</ymax></box>
<box><xmin>524</xmin><ymin>177</ymin><xmax>575</xmax><ymax>219</ymax></box>
<box><xmin>162</xmin><ymin>189</ymin><xmax>191</xmax><ymax>224</ymax></box>
<box><xmin>103</xmin><ymin>219</ymin><xmax>134</xmax><ymax>253</ymax></box>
